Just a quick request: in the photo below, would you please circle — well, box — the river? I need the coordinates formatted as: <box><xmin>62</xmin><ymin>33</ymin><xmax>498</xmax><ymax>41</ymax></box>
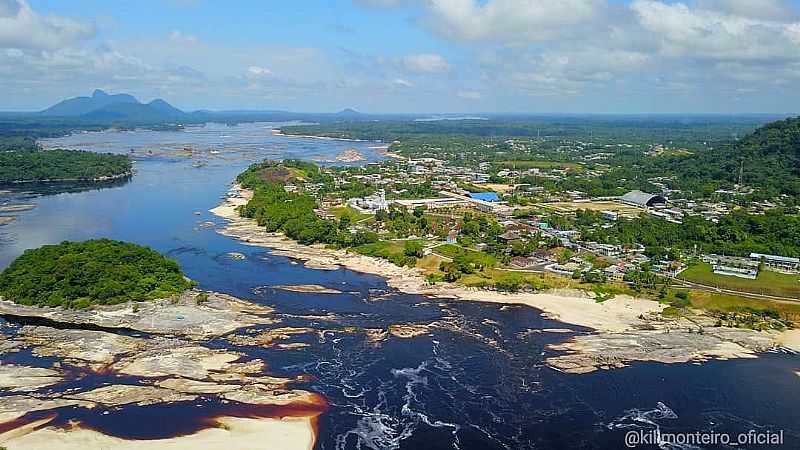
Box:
<box><xmin>0</xmin><ymin>122</ymin><xmax>797</xmax><ymax>449</ymax></box>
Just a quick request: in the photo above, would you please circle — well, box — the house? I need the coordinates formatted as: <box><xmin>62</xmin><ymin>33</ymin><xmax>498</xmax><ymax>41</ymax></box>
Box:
<box><xmin>510</xmin><ymin>256</ymin><xmax>537</xmax><ymax>269</ymax></box>
<box><xmin>498</xmin><ymin>230</ymin><xmax>521</xmax><ymax>243</ymax></box>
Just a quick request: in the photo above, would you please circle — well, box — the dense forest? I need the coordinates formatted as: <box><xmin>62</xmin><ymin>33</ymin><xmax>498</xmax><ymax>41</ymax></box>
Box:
<box><xmin>564</xmin><ymin>209</ymin><xmax>800</xmax><ymax>258</ymax></box>
<box><xmin>280</xmin><ymin>116</ymin><xmax>800</xmax><ymax>202</ymax></box>
<box><xmin>0</xmin><ymin>149</ymin><xmax>131</xmax><ymax>183</ymax></box>
<box><xmin>236</xmin><ymin>160</ymin><xmax>378</xmax><ymax>247</ymax></box>
<box><xmin>280</xmin><ymin>116</ymin><xmax>765</xmax><ymax>149</ymax></box>
<box><xmin>0</xmin><ymin>239</ymin><xmax>194</xmax><ymax>308</ymax></box>
<box><xmin>649</xmin><ymin>116</ymin><xmax>800</xmax><ymax>198</ymax></box>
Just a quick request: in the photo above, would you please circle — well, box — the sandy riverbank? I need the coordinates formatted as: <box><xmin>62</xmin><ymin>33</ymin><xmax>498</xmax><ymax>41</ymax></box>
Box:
<box><xmin>777</xmin><ymin>329</ymin><xmax>800</xmax><ymax>352</ymax></box>
<box><xmin>1</xmin><ymin>416</ymin><xmax>316</xmax><ymax>450</ymax></box>
<box><xmin>211</xmin><ymin>185</ymin><xmax>796</xmax><ymax>373</ymax></box>
<box><xmin>210</xmin><ymin>186</ymin><xmax>662</xmax><ymax>333</ymax></box>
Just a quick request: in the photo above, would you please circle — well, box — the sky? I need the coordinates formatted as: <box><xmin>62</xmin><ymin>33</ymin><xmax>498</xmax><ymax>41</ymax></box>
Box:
<box><xmin>2</xmin><ymin>0</ymin><xmax>800</xmax><ymax>113</ymax></box>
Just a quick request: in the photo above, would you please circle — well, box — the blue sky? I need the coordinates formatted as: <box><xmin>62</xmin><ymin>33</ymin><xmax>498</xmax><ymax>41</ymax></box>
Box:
<box><xmin>2</xmin><ymin>0</ymin><xmax>800</xmax><ymax>113</ymax></box>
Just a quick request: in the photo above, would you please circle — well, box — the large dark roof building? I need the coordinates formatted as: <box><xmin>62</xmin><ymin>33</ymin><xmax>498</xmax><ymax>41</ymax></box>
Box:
<box><xmin>620</xmin><ymin>190</ymin><xmax>667</xmax><ymax>208</ymax></box>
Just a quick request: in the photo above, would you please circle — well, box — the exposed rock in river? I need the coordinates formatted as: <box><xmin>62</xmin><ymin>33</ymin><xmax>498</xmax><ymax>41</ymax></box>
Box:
<box><xmin>16</xmin><ymin>326</ymin><xmax>152</xmax><ymax>368</ymax></box>
<box><xmin>546</xmin><ymin>319</ymin><xmax>778</xmax><ymax>374</ymax></box>
<box><xmin>0</xmin><ymin>290</ymin><xmax>274</xmax><ymax>339</ymax></box>
<box><xmin>273</xmin><ymin>284</ymin><xmax>344</xmax><ymax>294</ymax></box>
<box><xmin>68</xmin><ymin>385</ymin><xmax>197</xmax><ymax>407</ymax></box>
<box><xmin>0</xmin><ymin>365</ymin><xmax>62</xmax><ymax>392</ymax></box>
<box><xmin>0</xmin><ymin>288</ymin><xmax>324</xmax><ymax>447</ymax></box>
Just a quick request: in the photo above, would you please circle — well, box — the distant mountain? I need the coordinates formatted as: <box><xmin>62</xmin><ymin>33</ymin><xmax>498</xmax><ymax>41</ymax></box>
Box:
<box><xmin>147</xmin><ymin>99</ymin><xmax>184</xmax><ymax>117</ymax></box>
<box><xmin>336</xmin><ymin>108</ymin><xmax>362</xmax><ymax>117</ymax></box>
<box><xmin>40</xmin><ymin>89</ymin><xmax>185</xmax><ymax>121</ymax></box>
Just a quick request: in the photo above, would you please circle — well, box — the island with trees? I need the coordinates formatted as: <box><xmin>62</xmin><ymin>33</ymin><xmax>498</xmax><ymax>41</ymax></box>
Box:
<box><xmin>0</xmin><ymin>239</ymin><xmax>194</xmax><ymax>308</ymax></box>
<box><xmin>0</xmin><ymin>148</ymin><xmax>132</xmax><ymax>184</ymax></box>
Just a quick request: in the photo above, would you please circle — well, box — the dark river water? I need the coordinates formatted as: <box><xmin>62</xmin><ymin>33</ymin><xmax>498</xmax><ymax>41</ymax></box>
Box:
<box><xmin>0</xmin><ymin>123</ymin><xmax>798</xmax><ymax>449</ymax></box>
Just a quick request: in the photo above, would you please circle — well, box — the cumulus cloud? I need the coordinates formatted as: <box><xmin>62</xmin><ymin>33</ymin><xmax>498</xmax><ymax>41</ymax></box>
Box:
<box><xmin>423</xmin><ymin>0</ymin><xmax>602</xmax><ymax>43</ymax></box>
<box><xmin>402</xmin><ymin>53</ymin><xmax>450</xmax><ymax>73</ymax></box>
<box><xmin>631</xmin><ymin>0</ymin><xmax>800</xmax><ymax>62</ymax></box>
<box><xmin>696</xmin><ymin>0</ymin><xmax>797</xmax><ymax>22</ymax></box>
<box><xmin>0</xmin><ymin>0</ymin><xmax>94</xmax><ymax>50</ymax></box>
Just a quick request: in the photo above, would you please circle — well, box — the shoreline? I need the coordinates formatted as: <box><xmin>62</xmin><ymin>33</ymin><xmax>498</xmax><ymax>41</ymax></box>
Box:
<box><xmin>271</xmin><ymin>129</ymin><xmax>373</xmax><ymax>143</ymax></box>
<box><xmin>271</xmin><ymin>129</ymin><xmax>404</xmax><ymax>160</ymax></box>
<box><xmin>211</xmin><ymin>185</ymin><xmax>798</xmax><ymax>373</ymax></box>
<box><xmin>210</xmin><ymin>185</ymin><xmax>665</xmax><ymax>333</ymax></box>
<box><xmin>0</xmin><ymin>288</ymin><xmax>324</xmax><ymax>449</ymax></box>
<box><xmin>1</xmin><ymin>416</ymin><xmax>317</xmax><ymax>450</ymax></box>
<box><xmin>1</xmin><ymin>171</ymin><xmax>133</xmax><ymax>185</ymax></box>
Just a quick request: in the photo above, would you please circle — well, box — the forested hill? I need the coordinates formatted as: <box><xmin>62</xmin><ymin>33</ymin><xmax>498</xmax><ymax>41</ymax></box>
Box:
<box><xmin>736</xmin><ymin>117</ymin><xmax>800</xmax><ymax>194</ymax></box>
<box><xmin>656</xmin><ymin>116</ymin><xmax>800</xmax><ymax>198</ymax></box>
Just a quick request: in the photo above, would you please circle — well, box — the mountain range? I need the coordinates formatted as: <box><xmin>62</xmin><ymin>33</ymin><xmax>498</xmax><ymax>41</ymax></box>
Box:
<box><xmin>41</xmin><ymin>90</ymin><xmax>186</xmax><ymax>121</ymax></box>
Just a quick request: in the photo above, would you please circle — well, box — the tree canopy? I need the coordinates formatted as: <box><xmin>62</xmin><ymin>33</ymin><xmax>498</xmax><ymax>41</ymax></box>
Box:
<box><xmin>0</xmin><ymin>239</ymin><xmax>193</xmax><ymax>308</ymax></box>
<box><xmin>0</xmin><ymin>149</ymin><xmax>131</xmax><ymax>183</ymax></box>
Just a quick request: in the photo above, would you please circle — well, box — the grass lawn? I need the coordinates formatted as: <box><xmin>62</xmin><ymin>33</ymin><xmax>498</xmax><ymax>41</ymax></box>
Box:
<box><xmin>679</xmin><ymin>263</ymin><xmax>800</xmax><ymax>298</ymax></box>
<box><xmin>351</xmin><ymin>239</ymin><xmax>426</xmax><ymax>267</ymax></box>
<box><xmin>329</xmin><ymin>206</ymin><xmax>371</xmax><ymax>223</ymax></box>
<box><xmin>416</xmin><ymin>254</ymin><xmax>446</xmax><ymax>274</ymax></box>
<box><xmin>688</xmin><ymin>291</ymin><xmax>800</xmax><ymax>324</ymax></box>
<box><xmin>432</xmin><ymin>244</ymin><xmax>498</xmax><ymax>268</ymax></box>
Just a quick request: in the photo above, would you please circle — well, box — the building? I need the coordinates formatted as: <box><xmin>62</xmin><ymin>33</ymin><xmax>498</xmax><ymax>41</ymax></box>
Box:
<box><xmin>510</xmin><ymin>257</ymin><xmax>537</xmax><ymax>269</ymax></box>
<box><xmin>446</xmin><ymin>229</ymin><xmax>459</xmax><ymax>244</ymax></box>
<box><xmin>601</xmin><ymin>210</ymin><xmax>618</xmax><ymax>221</ymax></box>
<box><xmin>468</xmin><ymin>192</ymin><xmax>500</xmax><ymax>202</ymax></box>
<box><xmin>498</xmin><ymin>230</ymin><xmax>521</xmax><ymax>243</ymax></box>
<box><xmin>713</xmin><ymin>265</ymin><xmax>758</xmax><ymax>280</ymax></box>
<box><xmin>749</xmin><ymin>253</ymin><xmax>800</xmax><ymax>274</ymax></box>
<box><xmin>347</xmin><ymin>190</ymin><xmax>388</xmax><ymax>213</ymax></box>
<box><xmin>620</xmin><ymin>190</ymin><xmax>667</xmax><ymax>208</ymax></box>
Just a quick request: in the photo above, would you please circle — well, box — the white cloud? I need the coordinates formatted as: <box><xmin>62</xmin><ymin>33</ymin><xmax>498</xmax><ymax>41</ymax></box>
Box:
<box><xmin>696</xmin><ymin>0</ymin><xmax>797</xmax><ymax>22</ymax></box>
<box><xmin>0</xmin><ymin>0</ymin><xmax>94</xmax><ymax>50</ymax></box>
<box><xmin>402</xmin><ymin>53</ymin><xmax>450</xmax><ymax>73</ymax></box>
<box><xmin>392</xmin><ymin>78</ymin><xmax>414</xmax><ymax>87</ymax></box>
<box><xmin>631</xmin><ymin>0</ymin><xmax>800</xmax><ymax>62</ymax></box>
<box><xmin>247</xmin><ymin>66</ymin><xmax>273</xmax><ymax>77</ymax></box>
<box><xmin>423</xmin><ymin>0</ymin><xmax>602</xmax><ymax>43</ymax></box>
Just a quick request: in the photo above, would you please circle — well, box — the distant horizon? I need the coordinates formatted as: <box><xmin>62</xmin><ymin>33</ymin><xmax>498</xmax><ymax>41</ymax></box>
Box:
<box><xmin>1</xmin><ymin>88</ymin><xmax>798</xmax><ymax>118</ymax></box>
<box><xmin>3</xmin><ymin>1</ymin><xmax>800</xmax><ymax>114</ymax></box>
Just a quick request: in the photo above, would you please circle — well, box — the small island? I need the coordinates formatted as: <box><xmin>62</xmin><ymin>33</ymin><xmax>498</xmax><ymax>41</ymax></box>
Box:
<box><xmin>0</xmin><ymin>149</ymin><xmax>132</xmax><ymax>184</ymax></box>
<box><xmin>0</xmin><ymin>239</ymin><xmax>323</xmax><ymax>447</ymax></box>
<box><xmin>0</xmin><ymin>239</ymin><xmax>193</xmax><ymax>308</ymax></box>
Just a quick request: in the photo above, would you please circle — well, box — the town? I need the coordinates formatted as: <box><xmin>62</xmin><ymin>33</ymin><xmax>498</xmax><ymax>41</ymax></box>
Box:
<box><xmin>234</xmin><ymin>129</ymin><xmax>800</xmax><ymax>329</ymax></box>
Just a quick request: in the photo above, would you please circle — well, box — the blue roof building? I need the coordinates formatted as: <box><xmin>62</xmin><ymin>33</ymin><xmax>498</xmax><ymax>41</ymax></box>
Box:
<box><xmin>468</xmin><ymin>192</ymin><xmax>499</xmax><ymax>202</ymax></box>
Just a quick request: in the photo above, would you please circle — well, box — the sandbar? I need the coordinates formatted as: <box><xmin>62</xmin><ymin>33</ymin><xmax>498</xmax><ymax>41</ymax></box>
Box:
<box><xmin>1</xmin><ymin>416</ymin><xmax>316</xmax><ymax>450</ymax></box>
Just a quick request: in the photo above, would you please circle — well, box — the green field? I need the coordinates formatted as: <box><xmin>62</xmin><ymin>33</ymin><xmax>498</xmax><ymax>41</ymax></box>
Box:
<box><xmin>432</xmin><ymin>244</ymin><xmax>498</xmax><ymax>267</ymax></box>
<box><xmin>351</xmin><ymin>239</ymin><xmax>426</xmax><ymax>267</ymax></box>
<box><xmin>329</xmin><ymin>206</ymin><xmax>371</xmax><ymax>223</ymax></box>
<box><xmin>679</xmin><ymin>263</ymin><xmax>800</xmax><ymax>298</ymax></box>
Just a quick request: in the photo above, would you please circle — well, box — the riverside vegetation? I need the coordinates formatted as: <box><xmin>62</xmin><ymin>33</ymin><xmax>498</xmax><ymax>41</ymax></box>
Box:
<box><xmin>0</xmin><ymin>148</ymin><xmax>131</xmax><ymax>183</ymax></box>
<box><xmin>0</xmin><ymin>239</ymin><xmax>194</xmax><ymax>308</ymax></box>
